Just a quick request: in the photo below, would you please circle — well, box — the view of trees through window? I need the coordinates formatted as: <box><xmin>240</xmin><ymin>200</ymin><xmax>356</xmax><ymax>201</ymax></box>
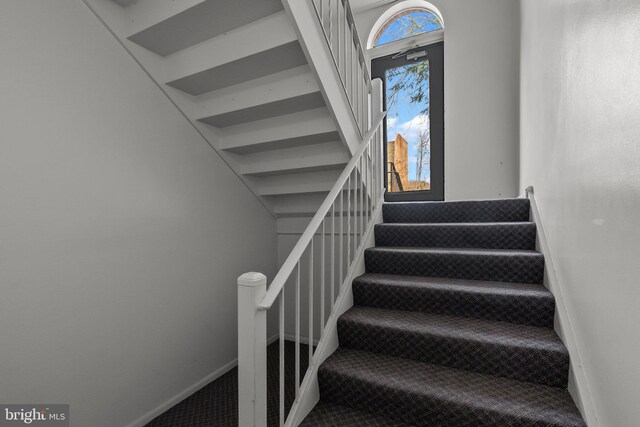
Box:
<box><xmin>386</xmin><ymin>62</ymin><xmax>431</xmax><ymax>192</ymax></box>
<box><xmin>378</xmin><ymin>9</ymin><xmax>442</xmax><ymax>193</ymax></box>
<box><xmin>374</xmin><ymin>9</ymin><xmax>442</xmax><ymax>47</ymax></box>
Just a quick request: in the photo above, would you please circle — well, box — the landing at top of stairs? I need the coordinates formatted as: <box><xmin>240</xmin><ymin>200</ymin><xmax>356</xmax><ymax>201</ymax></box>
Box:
<box><xmin>382</xmin><ymin>198</ymin><xmax>530</xmax><ymax>223</ymax></box>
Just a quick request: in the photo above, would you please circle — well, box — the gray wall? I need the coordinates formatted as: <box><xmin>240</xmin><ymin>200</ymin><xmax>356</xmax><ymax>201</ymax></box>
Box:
<box><xmin>0</xmin><ymin>1</ymin><xmax>277</xmax><ymax>426</ymax></box>
<box><xmin>520</xmin><ymin>0</ymin><xmax>640</xmax><ymax>425</ymax></box>
<box><xmin>355</xmin><ymin>0</ymin><xmax>521</xmax><ymax>201</ymax></box>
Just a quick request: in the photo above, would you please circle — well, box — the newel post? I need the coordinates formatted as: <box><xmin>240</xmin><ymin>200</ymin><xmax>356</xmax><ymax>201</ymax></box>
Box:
<box><xmin>238</xmin><ymin>272</ymin><xmax>267</xmax><ymax>427</ymax></box>
<box><xmin>371</xmin><ymin>78</ymin><xmax>384</xmax><ymax>201</ymax></box>
<box><xmin>371</xmin><ymin>78</ymin><xmax>383</xmax><ymax>117</ymax></box>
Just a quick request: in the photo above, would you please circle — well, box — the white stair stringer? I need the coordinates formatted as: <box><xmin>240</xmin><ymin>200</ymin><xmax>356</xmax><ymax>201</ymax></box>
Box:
<box><xmin>83</xmin><ymin>0</ymin><xmax>356</xmax><ymax>218</ymax></box>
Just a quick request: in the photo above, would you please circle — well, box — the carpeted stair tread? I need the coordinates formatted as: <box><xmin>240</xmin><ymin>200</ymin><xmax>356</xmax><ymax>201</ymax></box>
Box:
<box><xmin>300</xmin><ymin>401</ymin><xmax>412</xmax><ymax>426</ymax></box>
<box><xmin>337</xmin><ymin>306</ymin><xmax>569</xmax><ymax>388</ymax></box>
<box><xmin>307</xmin><ymin>198</ymin><xmax>585</xmax><ymax>425</ymax></box>
<box><xmin>365</xmin><ymin>247</ymin><xmax>544</xmax><ymax>284</ymax></box>
<box><xmin>318</xmin><ymin>348</ymin><xmax>586</xmax><ymax>427</ymax></box>
<box><xmin>352</xmin><ymin>273</ymin><xmax>555</xmax><ymax>328</ymax></box>
<box><xmin>383</xmin><ymin>198</ymin><xmax>530</xmax><ymax>224</ymax></box>
<box><xmin>375</xmin><ymin>222</ymin><xmax>537</xmax><ymax>250</ymax></box>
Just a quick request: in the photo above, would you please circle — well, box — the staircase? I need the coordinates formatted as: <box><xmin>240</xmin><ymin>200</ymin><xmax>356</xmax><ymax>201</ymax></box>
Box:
<box><xmin>301</xmin><ymin>198</ymin><xmax>587</xmax><ymax>426</ymax></box>
<box><xmin>86</xmin><ymin>0</ymin><xmax>350</xmax><ymax>218</ymax></box>
<box><xmin>90</xmin><ymin>2</ymin><xmax>588</xmax><ymax>425</ymax></box>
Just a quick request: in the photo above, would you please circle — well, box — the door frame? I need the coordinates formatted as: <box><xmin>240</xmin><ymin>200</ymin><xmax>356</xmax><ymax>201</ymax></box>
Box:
<box><xmin>371</xmin><ymin>42</ymin><xmax>445</xmax><ymax>202</ymax></box>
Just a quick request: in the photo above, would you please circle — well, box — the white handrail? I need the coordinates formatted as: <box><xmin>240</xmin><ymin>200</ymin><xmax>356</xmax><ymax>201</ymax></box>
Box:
<box><xmin>258</xmin><ymin>110</ymin><xmax>385</xmax><ymax>310</ymax></box>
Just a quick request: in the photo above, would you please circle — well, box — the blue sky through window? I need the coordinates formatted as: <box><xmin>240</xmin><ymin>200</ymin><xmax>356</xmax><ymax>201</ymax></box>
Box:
<box><xmin>375</xmin><ymin>9</ymin><xmax>442</xmax><ymax>47</ymax></box>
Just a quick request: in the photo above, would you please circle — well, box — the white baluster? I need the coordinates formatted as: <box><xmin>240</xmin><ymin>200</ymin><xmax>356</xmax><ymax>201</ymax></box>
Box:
<box><xmin>331</xmin><ymin>204</ymin><xmax>336</xmax><ymax>305</ymax></box>
<box><xmin>347</xmin><ymin>174</ymin><xmax>351</xmax><ymax>264</ymax></box>
<box><xmin>340</xmin><ymin>186</ymin><xmax>344</xmax><ymax>284</ymax></box>
<box><xmin>308</xmin><ymin>240</ymin><xmax>314</xmax><ymax>363</ymax></box>
<box><xmin>295</xmin><ymin>262</ymin><xmax>300</xmax><ymax>399</ymax></box>
<box><xmin>321</xmin><ymin>219</ymin><xmax>325</xmax><ymax>335</ymax></box>
<box><xmin>360</xmin><ymin>156</ymin><xmax>364</xmax><ymax>243</ymax></box>
<box><xmin>279</xmin><ymin>289</ymin><xmax>285</xmax><ymax>427</ymax></box>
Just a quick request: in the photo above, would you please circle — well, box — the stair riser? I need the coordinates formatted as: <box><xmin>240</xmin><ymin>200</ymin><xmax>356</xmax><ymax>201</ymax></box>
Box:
<box><xmin>318</xmin><ymin>368</ymin><xmax>584</xmax><ymax>427</ymax></box>
<box><xmin>352</xmin><ymin>280</ymin><xmax>555</xmax><ymax>328</ymax></box>
<box><xmin>300</xmin><ymin>403</ymin><xmax>410</xmax><ymax>427</ymax></box>
<box><xmin>383</xmin><ymin>199</ymin><xmax>530</xmax><ymax>224</ymax></box>
<box><xmin>364</xmin><ymin>250</ymin><xmax>545</xmax><ymax>284</ymax></box>
<box><xmin>375</xmin><ymin>223</ymin><xmax>537</xmax><ymax>250</ymax></box>
<box><xmin>337</xmin><ymin>319</ymin><xmax>569</xmax><ymax>388</ymax></box>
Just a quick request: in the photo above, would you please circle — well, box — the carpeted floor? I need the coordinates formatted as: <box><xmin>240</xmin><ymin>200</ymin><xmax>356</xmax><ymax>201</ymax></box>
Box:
<box><xmin>146</xmin><ymin>341</ymin><xmax>310</xmax><ymax>427</ymax></box>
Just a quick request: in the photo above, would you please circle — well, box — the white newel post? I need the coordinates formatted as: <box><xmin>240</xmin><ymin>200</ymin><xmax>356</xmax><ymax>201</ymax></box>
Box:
<box><xmin>371</xmin><ymin>78</ymin><xmax>384</xmax><ymax>201</ymax></box>
<box><xmin>371</xmin><ymin>78</ymin><xmax>383</xmax><ymax>118</ymax></box>
<box><xmin>238</xmin><ymin>272</ymin><xmax>268</xmax><ymax>427</ymax></box>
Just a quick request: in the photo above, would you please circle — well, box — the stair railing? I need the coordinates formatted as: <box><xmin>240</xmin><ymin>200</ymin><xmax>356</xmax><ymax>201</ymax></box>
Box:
<box><xmin>238</xmin><ymin>78</ymin><xmax>385</xmax><ymax>427</ymax></box>
<box><xmin>312</xmin><ymin>0</ymin><xmax>371</xmax><ymax>136</ymax></box>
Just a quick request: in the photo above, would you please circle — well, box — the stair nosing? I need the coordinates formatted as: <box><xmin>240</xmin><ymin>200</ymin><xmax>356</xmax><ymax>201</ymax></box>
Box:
<box><xmin>339</xmin><ymin>305</ymin><xmax>566</xmax><ymax>352</ymax></box>
<box><xmin>383</xmin><ymin>198</ymin><xmax>527</xmax><ymax>204</ymax></box>
<box><xmin>365</xmin><ymin>246</ymin><xmax>543</xmax><ymax>255</ymax></box>
<box><xmin>376</xmin><ymin>221</ymin><xmax>535</xmax><ymax>226</ymax></box>
<box><xmin>321</xmin><ymin>348</ymin><xmax>568</xmax><ymax>393</ymax></box>
<box><xmin>302</xmin><ymin>401</ymin><xmax>411</xmax><ymax>427</ymax></box>
<box><xmin>354</xmin><ymin>273</ymin><xmax>552</xmax><ymax>294</ymax></box>
<box><xmin>320</xmin><ymin>348</ymin><xmax>583</xmax><ymax>425</ymax></box>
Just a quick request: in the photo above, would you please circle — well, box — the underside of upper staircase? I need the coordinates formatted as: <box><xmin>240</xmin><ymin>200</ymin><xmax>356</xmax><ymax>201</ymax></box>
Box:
<box><xmin>86</xmin><ymin>0</ymin><xmax>351</xmax><ymax>219</ymax></box>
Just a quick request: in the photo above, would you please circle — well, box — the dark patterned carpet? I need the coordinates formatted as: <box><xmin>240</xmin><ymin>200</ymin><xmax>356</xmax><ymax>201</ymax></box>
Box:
<box><xmin>301</xmin><ymin>199</ymin><xmax>587</xmax><ymax>426</ymax></box>
<box><xmin>364</xmin><ymin>247</ymin><xmax>545</xmax><ymax>284</ymax></box>
<box><xmin>146</xmin><ymin>341</ymin><xmax>310</xmax><ymax>427</ymax></box>
<box><xmin>374</xmin><ymin>222</ymin><xmax>537</xmax><ymax>250</ymax></box>
<box><xmin>352</xmin><ymin>274</ymin><xmax>556</xmax><ymax>328</ymax></box>
<box><xmin>313</xmin><ymin>348</ymin><xmax>584</xmax><ymax>427</ymax></box>
<box><xmin>381</xmin><ymin>198</ymin><xmax>531</xmax><ymax>223</ymax></box>
<box><xmin>146</xmin><ymin>199</ymin><xmax>586</xmax><ymax>426</ymax></box>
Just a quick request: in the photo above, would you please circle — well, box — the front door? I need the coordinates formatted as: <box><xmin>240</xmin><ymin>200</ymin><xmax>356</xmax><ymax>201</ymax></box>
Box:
<box><xmin>372</xmin><ymin>42</ymin><xmax>444</xmax><ymax>201</ymax></box>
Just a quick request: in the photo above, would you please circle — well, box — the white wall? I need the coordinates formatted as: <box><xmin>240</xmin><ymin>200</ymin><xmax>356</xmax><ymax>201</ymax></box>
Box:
<box><xmin>355</xmin><ymin>0</ymin><xmax>521</xmax><ymax>200</ymax></box>
<box><xmin>0</xmin><ymin>1</ymin><xmax>277</xmax><ymax>426</ymax></box>
<box><xmin>520</xmin><ymin>1</ymin><xmax>640</xmax><ymax>425</ymax></box>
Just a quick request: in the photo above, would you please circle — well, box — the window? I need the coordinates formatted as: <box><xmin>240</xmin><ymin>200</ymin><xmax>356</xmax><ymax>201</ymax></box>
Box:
<box><xmin>373</xmin><ymin>8</ymin><xmax>443</xmax><ymax>47</ymax></box>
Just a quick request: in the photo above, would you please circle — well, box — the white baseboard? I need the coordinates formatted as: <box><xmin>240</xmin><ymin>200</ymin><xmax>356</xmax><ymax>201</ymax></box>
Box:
<box><xmin>525</xmin><ymin>186</ymin><xmax>598</xmax><ymax>427</ymax></box>
<box><xmin>127</xmin><ymin>333</ymin><xmax>281</xmax><ymax>427</ymax></box>
<box><xmin>283</xmin><ymin>334</ymin><xmax>320</xmax><ymax>346</ymax></box>
<box><xmin>126</xmin><ymin>358</ymin><xmax>239</xmax><ymax>427</ymax></box>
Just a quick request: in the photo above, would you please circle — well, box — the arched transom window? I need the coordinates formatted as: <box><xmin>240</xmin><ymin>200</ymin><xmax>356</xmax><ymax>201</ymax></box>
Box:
<box><xmin>373</xmin><ymin>8</ymin><xmax>443</xmax><ymax>47</ymax></box>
